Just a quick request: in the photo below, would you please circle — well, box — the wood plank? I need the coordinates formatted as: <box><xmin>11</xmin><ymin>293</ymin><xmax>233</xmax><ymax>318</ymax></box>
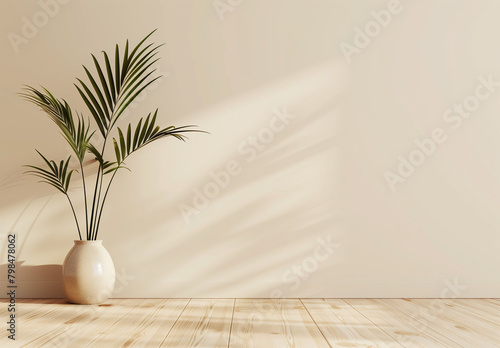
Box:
<box><xmin>21</xmin><ymin>299</ymin><xmax>66</xmax><ymax>322</ymax></box>
<box><xmin>17</xmin><ymin>299</ymin><xmax>60</xmax><ymax>303</ymax></box>
<box><xmin>229</xmin><ymin>299</ymin><xmax>329</xmax><ymax>348</ymax></box>
<box><xmin>381</xmin><ymin>299</ymin><xmax>500</xmax><ymax>348</ymax></box>
<box><xmin>345</xmin><ymin>299</ymin><xmax>461</xmax><ymax>347</ymax></box>
<box><xmin>21</xmin><ymin>299</ymin><xmax>139</xmax><ymax>347</ymax></box>
<box><xmin>486</xmin><ymin>299</ymin><xmax>500</xmax><ymax>307</ymax></box>
<box><xmin>0</xmin><ymin>299</ymin><xmax>70</xmax><ymax>345</ymax></box>
<box><xmin>437</xmin><ymin>299</ymin><xmax>500</xmax><ymax>327</ymax></box>
<box><xmin>9</xmin><ymin>298</ymin><xmax>500</xmax><ymax>347</ymax></box>
<box><xmin>3</xmin><ymin>299</ymin><xmax>64</xmax><ymax>321</ymax></box>
<box><xmin>84</xmin><ymin>299</ymin><xmax>189</xmax><ymax>347</ymax></box>
<box><xmin>0</xmin><ymin>298</ymin><xmax>56</xmax><ymax>316</ymax></box>
<box><xmin>160</xmin><ymin>299</ymin><xmax>233</xmax><ymax>348</ymax></box>
<box><xmin>302</xmin><ymin>299</ymin><xmax>401</xmax><ymax>348</ymax></box>
<box><xmin>413</xmin><ymin>299</ymin><xmax>500</xmax><ymax>341</ymax></box>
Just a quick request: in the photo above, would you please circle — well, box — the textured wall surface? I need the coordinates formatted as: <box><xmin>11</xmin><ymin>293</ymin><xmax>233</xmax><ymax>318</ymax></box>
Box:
<box><xmin>0</xmin><ymin>0</ymin><xmax>499</xmax><ymax>297</ymax></box>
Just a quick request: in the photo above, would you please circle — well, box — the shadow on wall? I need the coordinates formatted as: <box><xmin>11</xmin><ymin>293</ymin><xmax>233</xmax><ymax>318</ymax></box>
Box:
<box><xmin>122</xmin><ymin>88</ymin><xmax>344</xmax><ymax>297</ymax></box>
<box><xmin>0</xmin><ymin>263</ymin><xmax>64</xmax><ymax>298</ymax></box>
<box><xmin>0</xmin><ymin>196</ymin><xmax>51</xmax><ymax>260</ymax></box>
<box><xmin>2</xmin><ymin>59</ymin><xmax>345</xmax><ymax>297</ymax></box>
<box><xmin>0</xmin><ymin>197</ymin><xmax>66</xmax><ymax>298</ymax></box>
<box><xmin>0</xmin><ymin>159</ymin><xmax>99</xmax><ymax>213</ymax></box>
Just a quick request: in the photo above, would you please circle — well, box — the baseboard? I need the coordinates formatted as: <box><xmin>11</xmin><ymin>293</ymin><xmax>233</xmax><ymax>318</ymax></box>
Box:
<box><xmin>2</xmin><ymin>280</ymin><xmax>499</xmax><ymax>298</ymax></box>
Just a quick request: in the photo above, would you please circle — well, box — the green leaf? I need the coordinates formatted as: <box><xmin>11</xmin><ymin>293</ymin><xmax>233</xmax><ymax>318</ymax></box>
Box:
<box><xmin>119</xmin><ymin>57</ymin><xmax>158</xmax><ymax>96</ymax></box>
<box><xmin>133</xmin><ymin>117</ymin><xmax>143</xmax><ymax>150</ymax></box>
<box><xmin>50</xmin><ymin>161</ymin><xmax>59</xmax><ymax>177</ymax></box>
<box><xmin>75</xmin><ymin>84</ymin><xmax>106</xmax><ymax>136</ymax></box>
<box><xmin>123</xmin><ymin>50</ymin><xmax>160</xmax><ymax>86</ymax></box>
<box><xmin>103</xmin><ymin>165</ymin><xmax>131</xmax><ymax>175</ymax></box>
<box><xmin>92</xmin><ymin>54</ymin><xmax>113</xmax><ymax>116</ymax></box>
<box><xmin>24</xmin><ymin>151</ymin><xmax>76</xmax><ymax>195</ymax></box>
<box><xmin>58</xmin><ymin>160</ymin><xmax>64</xmax><ymax>180</ymax></box>
<box><xmin>87</xmin><ymin>143</ymin><xmax>101</xmax><ymax>161</ymax></box>
<box><xmin>150</xmin><ymin>126</ymin><xmax>160</xmax><ymax>138</ymax></box>
<box><xmin>139</xmin><ymin>114</ymin><xmax>151</xmax><ymax>145</ymax></box>
<box><xmin>102</xmin><ymin>161</ymin><xmax>117</xmax><ymax>170</ymax></box>
<box><xmin>112</xmin><ymin>76</ymin><xmax>161</xmax><ymax>128</ymax></box>
<box><xmin>126</xmin><ymin>123</ymin><xmax>132</xmax><ymax>154</ymax></box>
<box><xmin>21</xmin><ymin>87</ymin><xmax>91</xmax><ymax>162</ymax></box>
<box><xmin>115</xmin><ymin>44</ymin><xmax>121</xmax><ymax>94</ymax></box>
<box><xmin>39</xmin><ymin>180</ymin><xmax>65</xmax><ymax>194</ymax></box>
<box><xmin>76</xmin><ymin>79</ymin><xmax>107</xmax><ymax>129</ymax></box>
<box><xmin>113</xmin><ymin>138</ymin><xmax>121</xmax><ymax>164</ymax></box>
<box><xmin>24</xmin><ymin>165</ymin><xmax>53</xmax><ymax>177</ymax></box>
<box><xmin>121</xmin><ymin>39</ymin><xmax>129</xmax><ymax>84</ymax></box>
<box><xmin>145</xmin><ymin>109</ymin><xmax>157</xmax><ymax>139</ymax></box>
<box><xmin>65</xmin><ymin>169</ymin><xmax>75</xmax><ymax>191</ymax></box>
<box><xmin>127</xmin><ymin>29</ymin><xmax>157</xmax><ymax>67</ymax></box>
<box><xmin>61</xmin><ymin>156</ymin><xmax>70</xmax><ymax>180</ymax></box>
<box><xmin>82</xmin><ymin>65</ymin><xmax>110</xmax><ymax>120</ymax></box>
<box><xmin>103</xmin><ymin>167</ymin><xmax>118</xmax><ymax>175</ymax></box>
<box><xmin>118</xmin><ymin>127</ymin><xmax>126</xmax><ymax>159</ymax></box>
<box><xmin>114</xmin><ymin>111</ymin><xmax>205</xmax><ymax>162</ymax></box>
<box><xmin>35</xmin><ymin>150</ymin><xmax>55</xmax><ymax>172</ymax></box>
<box><xmin>103</xmin><ymin>51</ymin><xmax>116</xmax><ymax>103</ymax></box>
<box><xmin>25</xmin><ymin>172</ymin><xmax>61</xmax><ymax>187</ymax></box>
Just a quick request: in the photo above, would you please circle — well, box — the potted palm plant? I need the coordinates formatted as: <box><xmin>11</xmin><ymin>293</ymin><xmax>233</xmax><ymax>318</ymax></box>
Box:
<box><xmin>22</xmin><ymin>30</ymin><xmax>203</xmax><ymax>304</ymax></box>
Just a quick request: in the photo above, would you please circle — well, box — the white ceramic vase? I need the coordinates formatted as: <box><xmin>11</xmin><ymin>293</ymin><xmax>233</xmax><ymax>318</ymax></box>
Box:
<box><xmin>62</xmin><ymin>240</ymin><xmax>115</xmax><ymax>304</ymax></box>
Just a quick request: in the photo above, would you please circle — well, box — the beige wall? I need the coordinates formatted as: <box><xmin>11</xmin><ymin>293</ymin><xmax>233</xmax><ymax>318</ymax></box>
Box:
<box><xmin>0</xmin><ymin>0</ymin><xmax>499</xmax><ymax>298</ymax></box>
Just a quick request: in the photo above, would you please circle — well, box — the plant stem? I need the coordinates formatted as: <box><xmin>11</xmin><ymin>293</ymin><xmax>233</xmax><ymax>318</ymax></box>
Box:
<box><xmin>90</xmin><ymin>99</ymin><xmax>127</xmax><ymax>240</ymax></box>
<box><xmin>79</xmin><ymin>161</ymin><xmax>89</xmax><ymax>240</ymax></box>
<box><xmin>65</xmin><ymin>193</ymin><xmax>82</xmax><ymax>240</ymax></box>
<box><xmin>90</xmin><ymin>136</ymin><xmax>108</xmax><ymax>240</ymax></box>
<box><xmin>93</xmin><ymin>168</ymin><xmax>119</xmax><ymax>239</ymax></box>
<box><xmin>92</xmin><ymin>159</ymin><xmax>105</xmax><ymax>240</ymax></box>
<box><xmin>88</xmin><ymin>164</ymin><xmax>101</xmax><ymax>240</ymax></box>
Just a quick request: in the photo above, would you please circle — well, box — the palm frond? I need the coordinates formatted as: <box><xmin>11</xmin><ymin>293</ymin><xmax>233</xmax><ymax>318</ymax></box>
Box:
<box><xmin>112</xmin><ymin>109</ymin><xmax>205</xmax><ymax>166</ymax></box>
<box><xmin>24</xmin><ymin>151</ymin><xmax>82</xmax><ymax>239</ymax></box>
<box><xmin>87</xmin><ymin>143</ymin><xmax>118</xmax><ymax>175</ymax></box>
<box><xmin>76</xmin><ymin>29</ymin><xmax>163</xmax><ymax>137</ymax></box>
<box><xmin>20</xmin><ymin>87</ymin><xmax>93</xmax><ymax>162</ymax></box>
<box><xmin>21</xmin><ymin>30</ymin><xmax>206</xmax><ymax>241</ymax></box>
<box><xmin>24</xmin><ymin>151</ymin><xmax>76</xmax><ymax>193</ymax></box>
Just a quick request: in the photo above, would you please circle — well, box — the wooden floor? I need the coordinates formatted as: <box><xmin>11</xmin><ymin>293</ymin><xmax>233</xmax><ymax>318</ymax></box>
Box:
<box><xmin>4</xmin><ymin>298</ymin><xmax>500</xmax><ymax>347</ymax></box>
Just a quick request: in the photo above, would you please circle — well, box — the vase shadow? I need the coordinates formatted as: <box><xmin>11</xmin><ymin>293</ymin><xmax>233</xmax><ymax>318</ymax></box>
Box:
<box><xmin>0</xmin><ymin>263</ymin><xmax>65</xmax><ymax>299</ymax></box>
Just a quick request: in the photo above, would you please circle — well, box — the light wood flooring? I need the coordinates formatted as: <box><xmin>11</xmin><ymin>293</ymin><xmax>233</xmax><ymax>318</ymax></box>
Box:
<box><xmin>3</xmin><ymin>298</ymin><xmax>500</xmax><ymax>347</ymax></box>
